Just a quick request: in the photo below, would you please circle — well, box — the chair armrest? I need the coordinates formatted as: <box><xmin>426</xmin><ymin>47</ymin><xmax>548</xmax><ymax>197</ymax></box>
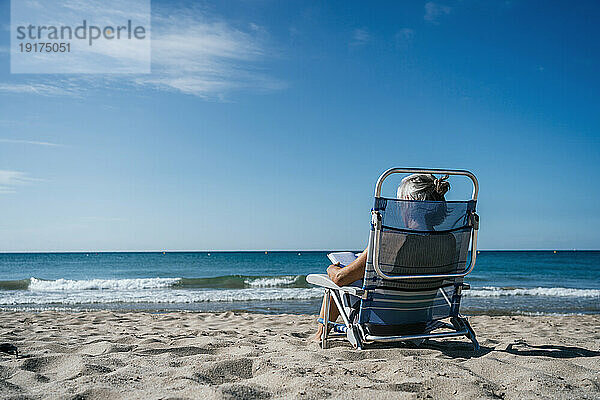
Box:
<box><xmin>306</xmin><ymin>274</ymin><xmax>364</xmax><ymax>297</ymax></box>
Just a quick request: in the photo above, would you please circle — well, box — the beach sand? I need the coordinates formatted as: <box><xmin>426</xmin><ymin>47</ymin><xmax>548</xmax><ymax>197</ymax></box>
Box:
<box><xmin>0</xmin><ymin>311</ymin><xmax>598</xmax><ymax>399</ymax></box>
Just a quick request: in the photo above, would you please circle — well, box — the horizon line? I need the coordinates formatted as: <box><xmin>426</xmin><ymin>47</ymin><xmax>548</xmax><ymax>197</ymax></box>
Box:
<box><xmin>0</xmin><ymin>249</ymin><xmax>597</xmax><ymax>254</ymax></box>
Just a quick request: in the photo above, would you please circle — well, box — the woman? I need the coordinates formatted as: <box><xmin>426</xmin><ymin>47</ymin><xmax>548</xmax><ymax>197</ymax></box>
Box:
<box><xmin>313</xmin><ymin>173</ymin><xmax>450</xmax><ymax>341</ymax></box>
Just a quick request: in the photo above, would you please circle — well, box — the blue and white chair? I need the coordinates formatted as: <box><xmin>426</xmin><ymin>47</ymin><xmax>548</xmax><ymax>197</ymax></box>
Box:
<box><xmin>307</xmin><ymin>168</ymin><xmax>480</xmax><ymax>350</ymax></box>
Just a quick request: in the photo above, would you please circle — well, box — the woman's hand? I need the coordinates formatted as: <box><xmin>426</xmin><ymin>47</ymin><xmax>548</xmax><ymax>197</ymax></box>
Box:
<box><xmin>326</xmin><ymin>262</ymin><xmax>342</xmax><ymax>283</ymax></box>
<box><xmin>325</xmin><ymin>249</ymin><xmax>368</xmax><ymax>287</ymax></box>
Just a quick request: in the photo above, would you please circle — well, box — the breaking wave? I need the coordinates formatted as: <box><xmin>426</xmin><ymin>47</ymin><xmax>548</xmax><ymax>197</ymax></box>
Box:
<box><xmin>0</xmin><ymin>288</ymin><xmax>324</xmax><ymax>305</ymax></box>
<box><xmin>0</xmin><ymin>275</ymin><xmax>321</xmax><ymax>305</ymax></box>
<box><xmin>28</xmin><ymin>277</ymin><xmax>179</xmax><ymax>291</ymax></box>
<box><xmin>0</xmin><ymin>276</ymin><xmax>597</xmax><ymax>307</ymax></box>
<box><xmin>0</xmin><ymin>275</ymin><xmax>310</xmax><ymax>291</ymax></box>
<box><xmin>467</xmin><ymin>286</ymin><xmax>600</xmax><ymax>298</ymax></box>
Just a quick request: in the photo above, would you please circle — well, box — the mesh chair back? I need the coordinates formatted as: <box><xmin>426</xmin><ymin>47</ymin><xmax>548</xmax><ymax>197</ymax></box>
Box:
<box><xmin>358</xmin><ymin>198</ymin><xmax>476</xmax><ymax>334</ymax></box>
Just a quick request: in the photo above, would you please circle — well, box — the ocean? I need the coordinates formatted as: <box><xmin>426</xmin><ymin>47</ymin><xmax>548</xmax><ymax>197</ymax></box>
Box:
<box><xmin>0</xmin><ymin>251</ymin><xmax>598</xmax><ymax>315</ymax></box>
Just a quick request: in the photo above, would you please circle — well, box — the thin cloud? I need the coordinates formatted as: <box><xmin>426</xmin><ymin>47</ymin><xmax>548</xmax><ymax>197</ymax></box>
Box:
<box><xmin>11</xmin><ymin>0</ymin><xmax>150</xmax><ymax>74</ymax></box>
<box><xmin>0</xmin><ymin>4</ymin><xmax>284</xmax><ymax>100</ymax></box>
<box><xmin>395</xmin><ymin>28</ymin><xmax>415</xmax><ymax>48</ymax></box>
<box><xmin>0</xmin><ymin>83</ymin><xmax>81</xmax><ymax>97</ymax></box>
<box><xmin>424</xmin><ymin>2</ymin><xmax>451</xmax><ymax>24</ymax></box>
<box><xmin>350</xmin><ymin>28</ymin><xmax>370</xmax><ymax>47</ymax></box>
<box><xmin>0</xmin><ymin>170</ymin><xmax>37</xmax><ymax>193</ymax></box>
<box><xmin>0</xmin><ymin>138</ymin><xmax>63</xmax><ymax>147</ymax></box>
<box><xmin>136</xmin><ymin>13</ymin><xmax>285</xmax><ymax>98</ymax></box>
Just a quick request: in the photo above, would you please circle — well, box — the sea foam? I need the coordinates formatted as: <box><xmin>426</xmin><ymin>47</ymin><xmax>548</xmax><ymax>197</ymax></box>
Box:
<box><xmin>29</xmin><ymin>277</ymin><xmax>179</xmax><ymax>291</ymax></box>
<box><xmin>0</xmin><ymin>287</ymin><xmax>324</xmax><ymax>305</ymax></box>
<box><xmin>467</xmin><ymin>286</ymin><xmax>600</xmax><ymax>298</ymax></box>
<box><xmin>244</xmin><ymin>276</ymin><xmax>300</xmax><ymax>287</ymax></box>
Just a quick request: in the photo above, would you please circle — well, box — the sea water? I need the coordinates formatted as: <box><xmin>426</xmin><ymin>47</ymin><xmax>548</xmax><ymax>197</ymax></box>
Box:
<box><xmin>0</xmin><ymin>251</ymin><xmax>598</xmax><ymax>315</ymax></box>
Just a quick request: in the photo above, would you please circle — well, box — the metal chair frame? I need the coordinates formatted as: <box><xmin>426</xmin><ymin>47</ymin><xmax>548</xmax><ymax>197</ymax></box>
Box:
<box><xmin>308</xmin><ymin>167</ymin><xmax>480</xmax><ymax>351</ymax></box>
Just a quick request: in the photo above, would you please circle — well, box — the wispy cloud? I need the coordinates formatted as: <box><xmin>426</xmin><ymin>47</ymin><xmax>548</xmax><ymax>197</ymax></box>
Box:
<box><xmin>424</xmin><ymin>2</ymin><xmax>451</xmax><ymax>24</ymax></box>
<box><xmin>0</xmin><ymin>4</ymin><xmax>284</xmax><ymax>100</ymax></box>
<box><xmin>0</xmin><ymin>138</ymin><xmax>63</xmax><ymax>147</ymax></box>
<box><xmin>0</xmin><ymin>170</ymin><xmax>37</xmax><ymax>193</ymax></box>
<box><xmin>395</xmin><ymin>28</ymin><xmax>415</xmax><ymax>48</ymax></box>
<box><xmin>0</xmin><ymin>83</ymin><xmax>81</xmax><ymax>97</ymax></box>
<box><xmin>350</xmin><ymin>28</ymin><xmax>370</xmax><ymax>47</ymax></box>
<box><xmin>11</xmin><ymin>0</ymin><xmax>150</xmax><ymax>74</ymax></box>
<box><xmin>136</xmin><ymin>12</ymin><xmax>285</xmax><ymax>98</ymax></box>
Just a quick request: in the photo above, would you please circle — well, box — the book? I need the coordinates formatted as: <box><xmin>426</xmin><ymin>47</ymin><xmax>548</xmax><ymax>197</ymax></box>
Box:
<box><xmin>327</xmin><ymin>251</ymin><xmax>358</xmax><ymax>267</ymax></box>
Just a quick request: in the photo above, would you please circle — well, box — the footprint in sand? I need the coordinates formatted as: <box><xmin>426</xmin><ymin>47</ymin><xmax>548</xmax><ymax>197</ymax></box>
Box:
<box><xmin>194</xmin><ymin>358</ymin><xmax>254</xmax><ymax>385</ymax></box>
<box><xmin>136</xmin><ymin>346</ymin><xmax>214</xmax><ymax>357</ymax></box>
<box><xmin>20</xmin><ymin>355</ymin><xmax>85</xmax><ymax>381</ymax></box>
<box><xmin>220</xmin><ymin>383</ymin><xmax>271</xmax><ymax>400</ymax></box>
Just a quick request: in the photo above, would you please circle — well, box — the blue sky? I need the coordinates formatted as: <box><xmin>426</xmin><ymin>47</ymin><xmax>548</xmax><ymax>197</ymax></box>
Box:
<box><xmin>0</xmin><ymin>0</ymin><xmax>599</xmax><ymax>251</ymax></box>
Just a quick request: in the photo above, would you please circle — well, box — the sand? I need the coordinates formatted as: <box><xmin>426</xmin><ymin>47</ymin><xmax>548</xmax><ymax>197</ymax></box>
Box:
<box><xmin>0</xmin><ymin>311</ymin><xmax>599</xmax><ymax>400</ymax></box>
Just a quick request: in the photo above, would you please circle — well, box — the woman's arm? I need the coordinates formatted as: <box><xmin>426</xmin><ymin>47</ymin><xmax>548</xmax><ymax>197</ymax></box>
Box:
<box><xmin>326</xmin><ymin>248</ymin><xmax>367</xmax><ymax>286</ymax></box>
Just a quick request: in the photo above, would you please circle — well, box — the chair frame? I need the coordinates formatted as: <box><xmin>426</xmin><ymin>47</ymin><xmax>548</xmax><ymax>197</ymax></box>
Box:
<box><xmin>307</xmin><ymin>167</ymin><xmax>480</xmax><ymax>351</ymax></box>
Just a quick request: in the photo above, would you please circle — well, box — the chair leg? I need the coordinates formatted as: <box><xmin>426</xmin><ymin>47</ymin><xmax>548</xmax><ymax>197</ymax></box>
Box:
<box><xmin>346</xmin><ymin>325</ymin><xmax>363</xmax><ymax>350</ymax></box>
<box><xmin>453</xmin><ymin>315</ymin><xmax>479</xmax><ymax>352</ymax></box>
<box><xmin>462</xmin><ymin>317</ymin><xmax>480</xmax><ymax>352</ymax></box>
<box><xmin>321</xmin><ymin>289</ymin><xmax>330</xmax><ymax>349</ymax></box>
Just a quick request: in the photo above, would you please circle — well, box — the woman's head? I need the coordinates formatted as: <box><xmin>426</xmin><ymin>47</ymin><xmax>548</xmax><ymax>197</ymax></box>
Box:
<box><xmin>397</xmin><ymin>174</ymin><xmax>450</xmax><ymax>201</ymax></box>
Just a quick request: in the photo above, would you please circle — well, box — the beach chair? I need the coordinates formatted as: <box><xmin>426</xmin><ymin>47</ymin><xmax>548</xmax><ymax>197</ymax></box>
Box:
<box><xmin>307</xmin><ymin>168</ymin><xmax>480</xmax><ymax>350</ymax></box>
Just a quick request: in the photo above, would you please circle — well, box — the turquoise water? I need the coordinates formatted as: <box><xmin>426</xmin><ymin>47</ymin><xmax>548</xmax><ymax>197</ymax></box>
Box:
<box><xmin>0</xmin><ymin>251</ymin><xmax>598</xmax><ymax>314</ymax></box>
